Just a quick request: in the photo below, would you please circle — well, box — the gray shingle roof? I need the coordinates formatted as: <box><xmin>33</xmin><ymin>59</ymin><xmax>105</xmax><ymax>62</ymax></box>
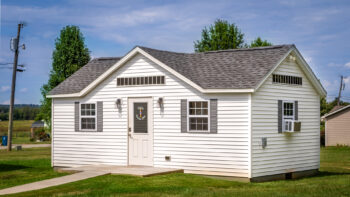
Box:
<box><xmin>49</xmin><ymin>45</ymin><xmax>293</xmax><ymax>95</ymax></box>
<box><xmin>49</xmin><ymin>57</ymin><xmax>121</xmax><ymax>95</ymax></box>
<box><xmin>139</xmin><ymin>45</ymin><xmax>293</xmax><ymax>89</ymax></box>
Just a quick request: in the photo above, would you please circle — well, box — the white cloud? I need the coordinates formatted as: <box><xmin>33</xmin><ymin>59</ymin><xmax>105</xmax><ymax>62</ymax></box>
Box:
<box><xmin>345</xmin><ymin>62</ymin><xmax>350</xmax><ymax>68</ymax></box>
<box><xmin>19</xmin><ymin>88</ymin><xmax>28</xmax><ymax>92</ymax></box>
<box><xmin>1</xmin><ymin>86</ymin><xmax>10</xmax><ymax>92</ymax></box>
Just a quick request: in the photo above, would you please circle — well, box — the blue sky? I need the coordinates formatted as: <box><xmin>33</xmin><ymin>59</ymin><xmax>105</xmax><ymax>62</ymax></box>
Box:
<box><xmin>1</xmin><ymin>0</ymin><xmax>350</xmax><ymax>104</ymax></box>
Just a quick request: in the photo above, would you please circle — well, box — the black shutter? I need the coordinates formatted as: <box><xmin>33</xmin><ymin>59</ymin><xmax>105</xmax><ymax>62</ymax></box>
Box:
<box><xmin>278</xmin><ymin>100</ymin><xmax>282</xmax><ymax>133</ymax></box>
<box><xmin>97</xmin><ymin>101</ymin><xmax>103</xmax><ymax>132</ymax></box>
<box><xmin>181</xmin><ymin>99</ymin><xmax>187</xmax><ymax>133</ymax></box>
<box><xmin>210</xmin><ymin>99</ymin><xmax>218</xmax><ymax>134</ymax></box>
<box><xmin>74</xmin><ymin>102</ymin><xmax>80</xmax><ymax>132</ymax></box>
<box><xmin>294</xmin><ymin>101</ymin><xmax>298</xmax><ymax>120</ymax></box>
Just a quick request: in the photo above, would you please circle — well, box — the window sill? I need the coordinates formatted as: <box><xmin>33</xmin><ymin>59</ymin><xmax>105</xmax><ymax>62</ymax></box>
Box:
<box><xmin>76</xmin><ymin>130</ymin><xmax>100</xmax><ymax>132</ymax></box>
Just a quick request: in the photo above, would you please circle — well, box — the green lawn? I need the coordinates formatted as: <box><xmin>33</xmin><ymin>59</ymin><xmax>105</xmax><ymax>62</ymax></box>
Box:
<box><xmin>0</xmin><ymin>148</ymin><xmax>68</xmax><ymax>191</ymax></box>
<box><xmin>1</xmin><ymin>147</ymin><xmax>349</xmax><ymax>197</ymax></box>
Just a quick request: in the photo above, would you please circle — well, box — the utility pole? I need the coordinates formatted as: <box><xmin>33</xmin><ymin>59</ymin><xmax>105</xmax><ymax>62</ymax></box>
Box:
<box><xmin>337</xmin><ymin>75</ymin><xmax>344</xmax><ymax>106</ymax></box>
<box><xmin>7</xmin><ymin>23</ymin><xmax>24</xmax><ymax>151</ymax></box>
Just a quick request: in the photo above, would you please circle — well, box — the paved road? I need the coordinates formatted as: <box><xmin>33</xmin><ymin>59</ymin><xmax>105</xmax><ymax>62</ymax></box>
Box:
<box><xmin>0</xmin><ymin>144</ymin><xmax>50</xmax><ymax>150</ymax></box>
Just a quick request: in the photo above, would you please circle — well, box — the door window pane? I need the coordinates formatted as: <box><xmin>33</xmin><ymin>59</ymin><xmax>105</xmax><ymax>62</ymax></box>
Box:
<box><xmin>134</xmin><ymin>102</ymin><xmax>148</xmax><ymax>133</ymax></box>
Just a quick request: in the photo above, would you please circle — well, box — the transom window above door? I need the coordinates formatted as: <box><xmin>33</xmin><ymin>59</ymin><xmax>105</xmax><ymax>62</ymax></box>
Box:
<box><xmin>117</xmin><ymin>76</ymin><xmax>165</xmax><ymax>86</ymax></box>
<box><xmin>188</xmin><ymin>101</ymin><xmax>209</xmax><ymax>131</ymax></box>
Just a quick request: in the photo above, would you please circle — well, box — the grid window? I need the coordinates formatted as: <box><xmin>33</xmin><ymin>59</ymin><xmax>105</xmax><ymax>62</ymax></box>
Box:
<box><xmin>81</xmin><ymin>103</ymin><xmax>96</xmax><ymax>130</ymax></box>
<box><xmin>273</xmin><ymin>74</ymin><xmax>302</xmax><ymax>85</ymax></box>
<box><xmin>188</xmin><ymin>101</ymin><xmax>209</xmax><ymax>131</ymax></box>
<box><xmin>282</xmin><ymin>101</ymin><xmax>294</xmax><ymax>132</ymax></box>
<box><xmin>117</xmin><ymin>76</ymin><xmax>165</xmax><ymax>86</ymax></box>
<box><xmin>283</xmin><ymin>102</ymin><xmax>294</xmax><ymax>118</ymax></box>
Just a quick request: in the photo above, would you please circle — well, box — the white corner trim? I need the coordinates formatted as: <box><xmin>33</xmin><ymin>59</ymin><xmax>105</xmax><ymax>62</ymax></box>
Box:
<box><xmin>46</xmin><ymin>47</ymin><xmax>255</xmax><ymax>98</ymax></box>
<box><xmin>247</xmin><ymin>93</ymin><xmax>252</xmax><ymax>178</ymax></box>
<box><xmin>254</xmin><ymin>47</ymin><xmax>327</xmax><ymax>97</ymax></box>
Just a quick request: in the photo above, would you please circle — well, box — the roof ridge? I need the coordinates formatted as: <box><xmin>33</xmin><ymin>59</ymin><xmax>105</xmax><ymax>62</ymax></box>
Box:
<box><xmin>137</xmin><ymin>44</ymin><xmax>294</xmax><ymax>55</ymax></box>
<box><xmin>201</xmin><ymin>44</ymin><xmax>294</xmax><ymax>54</ymax></box>
<box><xmin>137</xmin><ymin>45</ymin><xmax>186</xmax><ymax>54</ymax></box>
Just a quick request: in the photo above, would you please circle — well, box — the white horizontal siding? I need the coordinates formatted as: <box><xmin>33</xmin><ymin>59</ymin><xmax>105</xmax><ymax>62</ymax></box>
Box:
<box><xmin>251</xmin><ymin>59</ymin><xmax>320</xmax><ymax>177</ymax></box>
<box><xmin>53</xmin><ymin>54</ymin><xmax>250</xmax><ymax>177</ymax></box>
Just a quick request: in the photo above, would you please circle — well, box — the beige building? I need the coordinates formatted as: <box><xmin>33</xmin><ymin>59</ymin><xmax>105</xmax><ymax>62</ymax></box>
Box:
<box><xmin>323</xmin><ymin>105</ymin><xmax>350</xmax><ymax>146</ymax></box>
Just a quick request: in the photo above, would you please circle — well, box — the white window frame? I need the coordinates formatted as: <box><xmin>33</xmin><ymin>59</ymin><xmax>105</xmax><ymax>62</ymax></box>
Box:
<box><xmin>187</xmin><ymin>100</ymin><xmax>210</xmax><ymax>133</ymax></box>
<box><xmin>80</xmin><ymin>103</ymin><xmax>97</xmax><ymax>131</ymax></box>
<box><xmin>282</xmin><ymin>100</ymin><xmax>295</xmax><ymax>132</ymax></box>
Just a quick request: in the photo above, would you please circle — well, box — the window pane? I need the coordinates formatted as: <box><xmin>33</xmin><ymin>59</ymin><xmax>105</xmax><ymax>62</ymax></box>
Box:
<box><xmin>161</xmin><ymin>76</ymin><xmax>165</xmax><ymax>84</ymax></box>
<box><xmin>145</xmin><ymin>77</ymin><xmax>149</xmax><ymax>84</ymax></box>
<box><xmin>195</xmin><ymin>109</ymin><xmax>201</xmax><ymax>115</ymax></box>
<box><xmin>202</xmin><ymin>102</ymin><xmax>208</xmax><ymax>108</ymax></box>
<box><xmin>149</xmin><ymin>76</ymin><xmax>153</xmax><ymax>84</ymax></box>
<box><xmin>189</xmin><ymin>102</ymin><xmax>195</xmax><ymax>108</ymax></box>
<box><xmin>202</xmin><ymin>118</ymin><xmax>208</xmax><ymax>124</ymax></box>
<box><xmin>157</xmin><ymin>76</ymin><xmax>161</xmax><ymax>84</ymax></box>
<box><xmin>203</xmin><ymin>124</ymin><xmax>208</xmax><ymax>130</ymax></box>
<box><xmin>189</xmin><ymin>109</ymin><xmax>195</xmax><ymax>115</ymax></box>
<box><xmin>195</xmin><ymin>102</ymin><xmax>201</xmax><ymax>108</ymax></box>
<box><xmin>202</xmin><ymin>109</ymin><xmax>208</xmax><ymax>115</ymax></box>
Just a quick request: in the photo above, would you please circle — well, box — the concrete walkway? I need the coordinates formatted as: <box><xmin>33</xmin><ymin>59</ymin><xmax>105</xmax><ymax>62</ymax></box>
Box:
<box><xmin>0</xmin><ymin>171</ymin><xmax>107</xmax><ymax>195</ymax></box>
<box><xmin>59</xmin><ymin>165</ymin><xmax>184</xmax><ymax>177</ymax></box>
<box><xmin>0</xmin><ymin>144</ymin><xmax>50</xmax><ymax>150</ymax></box>
<box><xmin>0</xmin><ymin>165</ymin><xmax>183</xmax><ymax>195</ymax></box>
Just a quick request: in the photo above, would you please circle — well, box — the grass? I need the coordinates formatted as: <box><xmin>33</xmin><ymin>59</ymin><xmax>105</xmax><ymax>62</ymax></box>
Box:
<box><xmin>0</xmin><ymin>120</ymin><xmax>50</xmax><ymax>144</ymax></box>
<box><xmin>0</xmin><ymin>147</ymin><xmax>349</xmax><ymax>197</ymax></box>
<box><xmin>11</xmin><ymin>137</ymin><xmax>51</xmax><ymax>144</ymax></box>
<box><xmin>0</xmin><ymin>148</ymin><xmax>68</xmax><ymax>190</ymax></box>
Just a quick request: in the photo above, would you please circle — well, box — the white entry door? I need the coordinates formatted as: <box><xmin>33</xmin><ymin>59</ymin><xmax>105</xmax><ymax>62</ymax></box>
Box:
<box><xmin>128</xmin><ymin>98</ymin><xmax>153</xmax><ymax>166</ymax></box>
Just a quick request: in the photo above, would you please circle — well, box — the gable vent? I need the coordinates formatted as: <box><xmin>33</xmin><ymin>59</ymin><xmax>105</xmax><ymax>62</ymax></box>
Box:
<box><xmin>273</xmin><ymin>74</ymin><xmax>302</xmax><ymax>85</ymax></box>
<box><xmin>117</xmin><ymin>76</ymin><xmax>165</xmax><ymax>86</ymax></box>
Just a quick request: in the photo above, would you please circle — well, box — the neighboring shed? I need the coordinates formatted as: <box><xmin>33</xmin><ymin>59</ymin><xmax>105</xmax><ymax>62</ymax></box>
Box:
<box><xmin>322</xmin><ymin>105</ymin><xmax>350</xmax><ymax>146</ymax></box>
<box><xmin>47</xmin><ymin>45</ymin><xmax>326</xmax><ymax>181</ymax></box>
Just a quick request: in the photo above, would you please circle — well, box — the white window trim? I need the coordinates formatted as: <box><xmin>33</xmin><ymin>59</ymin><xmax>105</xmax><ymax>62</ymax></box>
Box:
<box><xmin>79</xmin><ymin>102</ymin><xmax>97</xmax><ymax>131</ymax></box>
<box><xmin>282</xmin><ymin>100</ymin><xmax>295</xmax><ymax>132</ymax></box>
<box><xmin>187</xmin><ymin>100</ymin><xmax>210</xmax><ymax>133</ymax></box>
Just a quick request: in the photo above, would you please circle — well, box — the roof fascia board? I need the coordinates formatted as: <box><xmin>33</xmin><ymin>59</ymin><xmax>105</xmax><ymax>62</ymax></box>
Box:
<box><xmin>292</xmin><ymin>48</ymin><xmax>327</xmax><ymax>97</ymax></box>
<box><xmin>322</xmin><ymin>105</ymin><xmax>350</xmax><ymax>119</ymax></box>
<box><xmin>254</xmin><ymin>47</ymin><xmax>327</xmax><ymax>97</ymax></box>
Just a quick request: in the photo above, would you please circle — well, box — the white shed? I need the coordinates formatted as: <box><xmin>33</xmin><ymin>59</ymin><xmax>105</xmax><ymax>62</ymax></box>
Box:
<box><xmin>47</xmin><ymin>45</ymin><xmax>326</xmax><ymax>181</ymax></box>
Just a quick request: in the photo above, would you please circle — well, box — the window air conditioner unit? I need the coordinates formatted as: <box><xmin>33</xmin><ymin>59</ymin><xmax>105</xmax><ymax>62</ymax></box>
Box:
<box><xmin>283</xmin><ymin>120</ymin><xmax>301</xmax><ymax>132</ymax></box>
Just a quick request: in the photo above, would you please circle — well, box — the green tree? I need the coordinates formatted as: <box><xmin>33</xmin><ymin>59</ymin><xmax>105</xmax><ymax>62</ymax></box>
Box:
<box><xmin>194</xmin><ymin>19</ymin><xmax>245</xmax><ymax>52</ymax></box>
<box><xmin>37</xmin><ymin>26</ymin><xmax>90</xmax><ymax>127</ymax></box>
<box><xmin>249</xmin><ymin>37</ymin><xmax>272</xmax><ymax>48</ymax></box>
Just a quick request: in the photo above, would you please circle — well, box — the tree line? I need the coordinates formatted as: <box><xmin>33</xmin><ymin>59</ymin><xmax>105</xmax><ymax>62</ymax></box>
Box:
<box><xmin>0</xmin><ymin>104</ymin><xmax>40</xmax><ymax>121</ymax></box>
